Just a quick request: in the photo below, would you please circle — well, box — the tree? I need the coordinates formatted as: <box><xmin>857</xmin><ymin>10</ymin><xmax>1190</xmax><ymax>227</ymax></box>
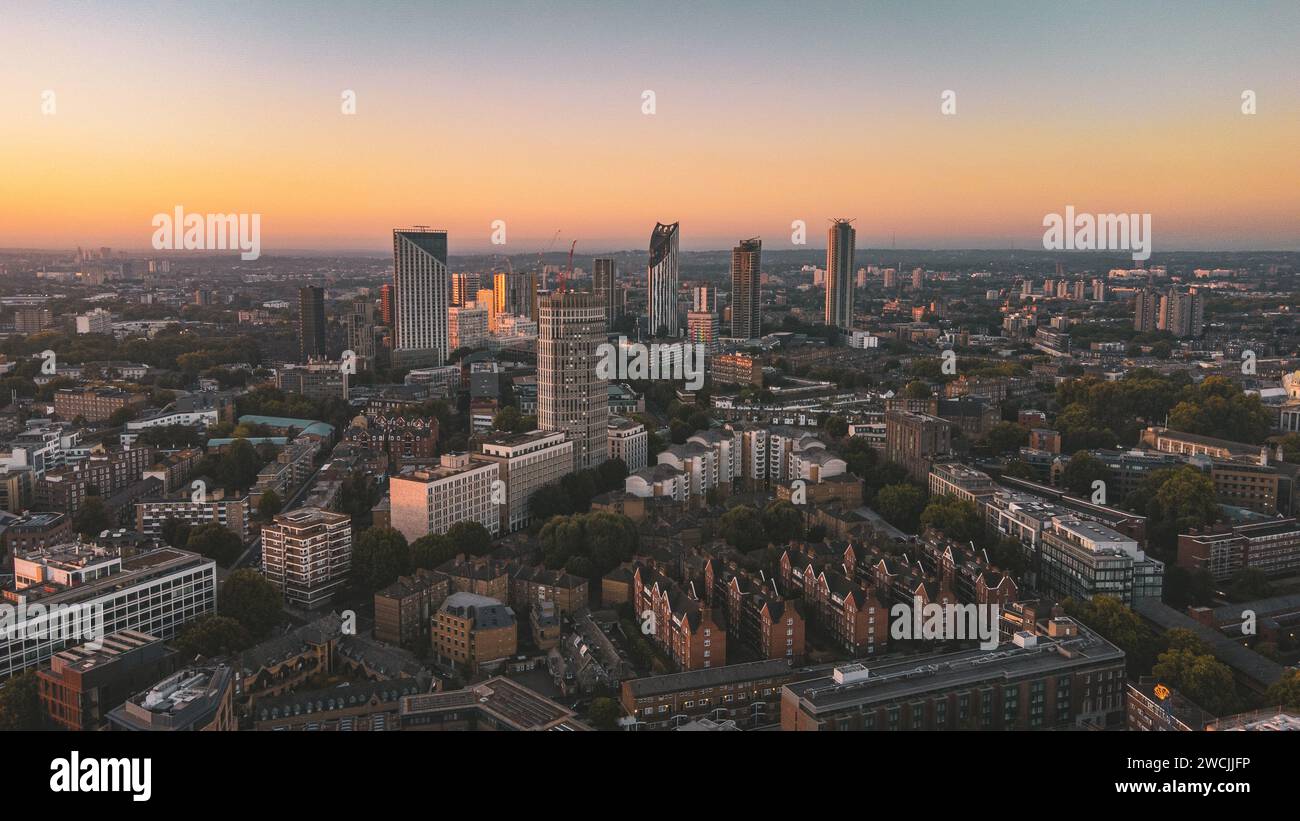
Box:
<box><xmin>596</xmin><ymin>458</ymin><xmax>628</xmax><ymax>493</ymax></box>
<box><xmin>1064</xmin><ymin>595</ymin><xmax>1162</xmax><ymax>677</ymax></box>
<box><xmin>920</xmin><ymin>497</ymin><xmax>983</xmax><ymax>544</ymax></box>
<box><xmin>719</xmin><ymin>506</ymin><xmax>767</xmax><ymax>552</ymax></box>
<box><xmin>823</xmin><ymin>415</ymin><xmax>849</xmax><ymax>438</ymax></box>
<box><xmin>988</xmin><ymin>537</ymin><xmax>1027</xmax><ymax>577</ymax></box>
<box><xmin>1152</xmin><ymin>647</ymin><xmax>1239</xmax><ymax>716</ymax></box>
<box><xmin>73</xmin><ymin>496</ymin><xmax>112</xmax><ymax>539</ymax></box>
<box><xmin>411</xmin><ymin>533</ymin><xmax>455</xmax><ymax>570</ymax></box>
<box><xmin>186</xmin><ymin>523</ymin><xmax>243</xmax><ymax>566</ymax></box>
<box><xmin>492</xmin><ymin>406</ymin><xmax>526</xmax><ymax>433</ymax></box>
<box><xmin>0</xmin><ymin>670</ymin><xmax>42</xmax><ymax>730</ymax></box>
<box><xmin>173</xmin><ymin>614</ymin><xmax>252</xmax><ymax>658</ymax></box>
<box><xmin>1264</xmin><ymin>669</ymin><xmax>1300</xmax><ymax>711</ymax></box>
<box><xmin>540</xmin><ymin>511</ymin><xmax>638</xmax><ymax>578</ymax></box>
<box><xmin>1001</xmin><ymin>457</ymin><xmax>1036</xmax><ymax>480</ymax></box>
<box><xmin>875</xmin><ymin>484</ymin><xmax>926</xmax><ymax>533</ymax></box>
<box><xmin>1279</xmin><ymin>432</ymin><xmax>1300</xmax><ymax>464</ymax></box>
<box><xmin>161</xmin><ymin>517</ymin><xmax>192</xmax><ymax>549</ymax></box>
<box><xmin>446</xmin><ymin>520</ymin><xmax>492</xmax><ymax>557</ymax></box>
<box><xmin>1126</xmin><ymin>465</ymin><xmax>1219</xmax><ymax>555</ymax></box>
<box><xmin>1060</xmin><ymin>451</ymin><xmax>1112</xmax><ymax>498</ymax></box>
<box><xmin>352</xmin><ymin>527</ymin><xmax>411</xmax><ymax>591</ymax></box>
<box><xmin>1163</xmin><ymin>565</ymin><xmax>1216</xmax><ymax>609</ymax></box>
<box><xmin>258</xmin><ymin>489</ymin><xmax>283</xmax><ymax>520</ymax></box>
<box><xmin>902</xmin><ymin>381</ymin><xmax>933</xmax><ymax>399</ymax></box>
<box><xmin>983</xmin><ymin>422</ymin><xmax>1028</xmax><ymax>454</ymax></box>
<box><xmin>222</xmin><ymin>438</ymin><xmax>264</xmax><ymax>491</ymax></box>
<box><xmin>530</xmin><ymin>483</ymin><xmax>573</xmax><ymax>523</ymax></box>
<box><xmin>589</xmin><ymin>697</ymin><xmax>621</xmax><ymax>730</ymax></box>
<box><xmin>1228</xmin><ymin>567</ymin><xmax>1270</xmax><ymax>602</ymax></box>
<box><xmin>762</xmin><ymin>501</ymin><xmax>804</xmax><ymax>544</ymax></box>
<box><xmin>219</xmin><ymin>569</ymin><xmax>283</xmax><ymax>638</ymax></box>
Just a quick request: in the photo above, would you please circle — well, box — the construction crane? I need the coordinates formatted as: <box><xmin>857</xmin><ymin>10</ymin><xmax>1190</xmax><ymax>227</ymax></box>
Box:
<box><xmin>557</xmin><ymin>239</ymin><xmax>577</xmax><ymax>293</ymax></box>
<box><xmin>536</xmin><ymin>229</ymin><xmax>561</xmax><ymax>289</ymax></box>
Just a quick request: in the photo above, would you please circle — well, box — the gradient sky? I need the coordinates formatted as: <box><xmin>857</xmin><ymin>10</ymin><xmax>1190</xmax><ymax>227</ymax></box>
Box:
<box><xmin>2</xmin><ymin>0</ymin><xmax>1297</xmax><ymax>253</ymax></box>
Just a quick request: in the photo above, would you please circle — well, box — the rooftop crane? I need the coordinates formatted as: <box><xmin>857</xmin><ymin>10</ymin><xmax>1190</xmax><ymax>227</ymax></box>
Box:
<box><xmin>557</xmin><ymin>239</ymin><xmax>577</xmax><ymax>293</ymax></box>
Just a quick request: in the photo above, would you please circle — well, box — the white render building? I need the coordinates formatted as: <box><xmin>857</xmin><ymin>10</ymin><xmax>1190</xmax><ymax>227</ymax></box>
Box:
<box><xmin>388</xmin><ymin>452</ymin><xmax>500</xmax><ymax>542</ymax></box>
<box><xmin>478</xmin><ymin>430</ymin><xmax>573</xmax><ymax>533</ymax></box>
<box><xmin>608</xmin><ymin>416</ymin><xmax>648</xmax><ymax>473</ymax></box>
<box><xmin>0</xmin><ymin>544</ymin><xmax>216</xmax><ymax>678</ymax></box>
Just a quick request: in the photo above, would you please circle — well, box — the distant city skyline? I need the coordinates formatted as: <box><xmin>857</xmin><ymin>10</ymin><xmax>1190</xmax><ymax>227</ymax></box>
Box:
<box><xmin>2</xmin><ymin>2</ymin><xmax>1298</xmax><ymax>252</ymax></box>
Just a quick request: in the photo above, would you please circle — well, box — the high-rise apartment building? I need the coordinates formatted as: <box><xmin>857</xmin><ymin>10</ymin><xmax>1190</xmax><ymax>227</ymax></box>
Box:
<box><xmin>448</xmin><ymin>305</ymin><xmax>489</xmax><ymax>351</ymax></box>
<box><xmin>298</xmin><ymin>285</ymin><xmax>326</xmax><ymax>362</ymax></box>
<box><xmin>1133</xmin><ymin>287</ymin><xmax>1161</xmax><ymax>333</ymax></box>
<box><xmin>538</xmin><ymin>292</ymin><xmax>608</xmax><ymax>469</ymax></box>
<box><xmin>392</xmin><ymin>228</ymin><xmax>450</xmax><ymax>366</ymax></box>
<box><xmin>730</xmin><ymin>237</ymin><xmax>762</xmax><ymax>339</ymax></box>
<box><xmin>1159</xmin><ymin>289</ymin><xmax>1205</xmax><ymax>338</ymax></box>
<box><xmin>648</xmin><ymin>222</ymin><xmax>680</xmax><ymax>337</ymax></box>
<box><xmin>345</xmin><ymin>295</ymin><xmax>376</xmax><ymax>370</ymax></box>
<box><xmin>825</xmin><ymin>219</ymin><xmax>856</xmax><ymax>329</ymax></box>
<box><xmin>261</xmin><ymin>507</ymin><xmax>353</xmax><ymax>610</ymax></box>
<box><xmin>593</xmin><ymin>257</ymin><xmax>619</xmax><ymax>327</ymax></box>
<box><xmin>379</xmin><ymin>283</ymin><xmax>395</xmax><ymax>326</ymax></box>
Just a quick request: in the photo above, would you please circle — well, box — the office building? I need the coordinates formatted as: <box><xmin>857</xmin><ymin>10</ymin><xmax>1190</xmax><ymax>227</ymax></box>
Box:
<box><xmin>388</xmin><ymin>453</ymin><xmax>500</xmax><ymax>542</ymax></box>
<box><xmin>0</xmin><ymin>544</ymin><xmax>216</xmax><ymax>678</ymax></box>
<box><xmin>1039</xmin><ymin>517</ymin><xmax>1164</xmax><ymax>605</ymax></box>
<box><xmin>448</xmin><ymin>305</ymin><xmax>488</xmax><ymax>351</ymax></box>
<box><xmin>781</xmin><ymin>618</ymin><xmax>1127</xmax><ymax>730</ymax></box>
<box><xmin>477</xmin><ymin>430</ymin><xmax>574</xmax><ymax>533</ymax></box>
<box><xmin>107</xmin><ymin>664</ymin><xmax>237</xmax><ymax>731</ymax></box>
<box><xmin>37</xmin><ymin>630</ymin><xmax>177</xmax><ymax>731</ymax></box>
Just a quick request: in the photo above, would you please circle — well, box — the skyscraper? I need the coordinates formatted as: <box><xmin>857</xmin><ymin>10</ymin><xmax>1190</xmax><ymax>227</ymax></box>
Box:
<box><xmin>825</xmin><ymin>219</ymin><xmax>855</xmax><ymax>329</ymax></box>
<box><xmin>392</xmin><ymin>228</ymin><xmax>450</xmax><ymax>367</ymax></box>
<box><xmin>379</xmin><ymin>283</ymin><xmax>395</xmax><ymax>326</ymax></box>
<box><xmin>593</xmin><ymin>257</ymin><xmax>619</xmax><ymax>327</ymax></box>
<box><xmin>648</xmin><ymin>222</ymin><xmax>680</xmax><ymax>338</ymax></box>
<box><xmin>538</xmin><ymin>292</ymin><xmax>608</xmax><ymax>470</ymax></box>
<box><xmin>1160</xmin><ymin>289</ymin><xmax>1205</xmax><ymax>338</ymax></box>
<box><xmin>1133</xmin><ymin>288</ymin><xmax>1161</xmax><ymax>333</ymax></box>
<box><xmin>730</xmin><ymin>237</ymin><xmax>761</xmax><ymax>339</ymax></box>
<box><xmin>298</xmin><ymin>285</ymin><xmax>326</xmax><ymax>362</ymax></box>
<box><xmin>345</xmin><ymin>295</ymin><xmax>376</xmax><ymax>370</ymax></box>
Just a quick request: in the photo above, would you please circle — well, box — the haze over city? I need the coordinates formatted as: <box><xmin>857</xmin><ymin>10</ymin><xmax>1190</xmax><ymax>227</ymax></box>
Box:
<box><xmin>3</xmin><ymin>1</ymin><xmax>1299</xmax><ymax>253</ymax></box>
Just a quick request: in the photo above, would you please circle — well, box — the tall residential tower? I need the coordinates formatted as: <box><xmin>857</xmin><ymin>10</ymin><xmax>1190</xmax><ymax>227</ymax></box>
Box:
<box><xmin>647</xmin><ymin>222</ymin><xmax>680</xmax><ymax>338</ymax></box>
<box><xmin>392</xmin><ymin>228</ymin><xmax>450</xmax><ymax>367</ymax></box>
<box><xmin>730</xmin><ymin>237</ymin><xmax>762</xmax><ymax>339</ymax></box>
<box><xmin>537</xmin><ymin>292</ymin><xmax>608</xmax><ymax>469</ymax></box>
<box><xmin>825</xmin><ymin>219</ymin><xmax>856</xmax><ymax>329</ymax></box>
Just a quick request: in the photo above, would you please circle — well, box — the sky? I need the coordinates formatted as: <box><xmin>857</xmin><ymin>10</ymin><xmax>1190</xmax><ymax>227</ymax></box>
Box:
<box><xmin>1</xmin><ymin>0</ymin><xmax>1298</xmax><ymax>254</ymax></box>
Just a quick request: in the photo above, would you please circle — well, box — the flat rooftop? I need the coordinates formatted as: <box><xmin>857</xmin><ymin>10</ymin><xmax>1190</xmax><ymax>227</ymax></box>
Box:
<box><xmin>785</xmin><ymin>627</ymin><xmax>1124</xmax><ymax>714</ymax></box>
